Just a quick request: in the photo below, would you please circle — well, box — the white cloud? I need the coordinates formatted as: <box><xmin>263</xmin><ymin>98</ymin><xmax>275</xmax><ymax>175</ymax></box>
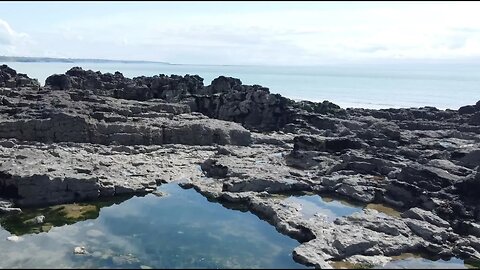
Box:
<box><xmin>0</xmin><ymin>19</ymin><xmax>25</xmax><ymax>44</ymax></box>
<box><xmin>6</xmin><ymin>2</ymin><xmax>480</xmax><ymax>64</ymax></box>
<box><xmin>0</xmin><ymin>18</ymin><xmax>32</xmax><ymax>55</ymax></box>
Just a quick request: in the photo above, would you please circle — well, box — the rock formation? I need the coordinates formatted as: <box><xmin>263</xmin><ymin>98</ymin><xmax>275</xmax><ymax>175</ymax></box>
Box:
<box><xmin>0</xmin><ymin>65</ymin><xmax>479</xmax><ymax>268</ymax></box>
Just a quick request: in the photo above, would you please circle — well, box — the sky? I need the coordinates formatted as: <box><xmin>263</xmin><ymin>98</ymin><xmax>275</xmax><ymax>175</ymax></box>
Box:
<box><xmin>1</xmin><ymin>1</ymin><xmax>480</xmax><ymax>65</ymax></box>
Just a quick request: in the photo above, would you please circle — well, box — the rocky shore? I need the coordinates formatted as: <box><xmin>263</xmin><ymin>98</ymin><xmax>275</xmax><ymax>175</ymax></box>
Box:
<box><xmin>0</xmin><ymin>64</ymin><xmax>479</xmax><ymax>268</ymax></box>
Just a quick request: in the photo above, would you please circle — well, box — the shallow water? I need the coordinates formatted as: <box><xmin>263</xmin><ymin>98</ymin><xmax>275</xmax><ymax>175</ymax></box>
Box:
<box><xmin>281</xmin><ymin>193</ymin><xmax>475</xmax><ymax>269</ymax></box>
<box><xmin>0</xmin><ymin>183</ymin><xmax>308</xmax><ymax>269</ymax></box>
<box><xmin>284</xmin><ymin>193</ymin><xmax>363</xmax><ymax>221</ymax></box>
<box><xmin>0</xmin><ymin>184</ymin><xmax>477</xmax><ymax>269</ymax></box>
<box><xmin>332</xmin><ymin>256</ymin><xmax>469</xmax><ymax>269</ymax></box>
<box><xmin>380</xmin><ymin>256</ymin><xmax>468</xmax><ymax>269</ymax></box>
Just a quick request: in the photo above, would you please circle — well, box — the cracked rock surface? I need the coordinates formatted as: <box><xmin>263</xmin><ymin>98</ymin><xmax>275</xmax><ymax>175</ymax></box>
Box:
<box><xmin>1</xmin><ymin>65</ymin><xmax>480</xmax><ymax>268</ymax></box>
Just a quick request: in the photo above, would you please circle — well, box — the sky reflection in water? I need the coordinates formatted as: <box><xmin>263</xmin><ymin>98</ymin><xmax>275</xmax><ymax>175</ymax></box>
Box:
<box><xmin>0</xmin><ymin>184</ymin><xmax>307</xmax><ymax>269</ymax></box>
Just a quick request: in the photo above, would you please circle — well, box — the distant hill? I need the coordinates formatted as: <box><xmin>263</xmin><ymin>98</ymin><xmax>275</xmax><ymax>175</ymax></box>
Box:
<box><xmin>0</xmin><ymin>55</ymin><xmax>171</xmax><ymax>65</ymax></box>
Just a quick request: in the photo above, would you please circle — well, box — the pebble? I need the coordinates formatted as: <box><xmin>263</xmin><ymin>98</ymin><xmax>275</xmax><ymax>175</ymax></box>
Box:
<box><xmin>35</xmin><ymin>215</ymin><xmax>45</xmax><ymax>224</ymax></box>
<box><xmin>74</xmin><ymin>246</ymin><xmax>87</xmax><ymax>255</ymax></box>
<box><xmin>6</xmin><ymin>235</ymin><xmax>23</xmax><ymax>242</ymax></box>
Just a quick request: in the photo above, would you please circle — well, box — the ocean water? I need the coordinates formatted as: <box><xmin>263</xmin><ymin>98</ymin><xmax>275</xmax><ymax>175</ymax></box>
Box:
<box><xmin>3</xmin><ymin>61</ymin><xmax>480</xmax><ymax>110</ymax></box>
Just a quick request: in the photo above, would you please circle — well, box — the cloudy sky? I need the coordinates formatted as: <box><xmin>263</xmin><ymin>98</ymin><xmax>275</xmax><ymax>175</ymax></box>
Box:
<box><xmin>1</xmin><ymin>1</ymin><xmax>480</xmax><ymax>65</ymax></box>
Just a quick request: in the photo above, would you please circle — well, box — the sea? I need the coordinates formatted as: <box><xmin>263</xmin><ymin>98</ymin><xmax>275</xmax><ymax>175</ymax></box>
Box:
<box><xmin>3</xmin><ymin>61</ymin><xmax>480</xmax><ymax>110</ymax></box>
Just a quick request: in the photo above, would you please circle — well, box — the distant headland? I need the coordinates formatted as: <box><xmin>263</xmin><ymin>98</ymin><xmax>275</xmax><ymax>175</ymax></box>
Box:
<box><xmin>0</xmin><ymin>55</ymin><xmax>171</xmax><ymax>65</ymax></box>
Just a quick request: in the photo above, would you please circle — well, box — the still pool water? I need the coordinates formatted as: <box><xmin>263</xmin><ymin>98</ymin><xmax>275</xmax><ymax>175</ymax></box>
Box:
<box><xmin>283</xmin><ymin>193</ymin><xmax>476</xmax><ymax>269</ymax></box>
<box><xmin>380</xmin><ymin>257</ymin><xmax>468</xmax><ymax>269</ymax></box>
<box><xmin>0</xmin><ymin>183</ymin><xmax>477</xmax><ymax>269</ymax></box>
<box><xmin>0</xmin><ymin>184</ymin><xmax>308</xmax><ymax>269</ymax></box>
<box><xmin>284</xmin><ymin>193</ymin><xmax>362</xmax><ymax>221</ymax></box>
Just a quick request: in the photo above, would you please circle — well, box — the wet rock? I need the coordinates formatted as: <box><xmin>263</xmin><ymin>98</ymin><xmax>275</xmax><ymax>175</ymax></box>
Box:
<box><xmin>151</xmin><ymin>190</ymin><xmax>168</xmax><ymax>197</ymax></box>
<box><xmin>111</xmin><ymin>253</ymin><xmax>140</xmax><ymax>265</ymax></box>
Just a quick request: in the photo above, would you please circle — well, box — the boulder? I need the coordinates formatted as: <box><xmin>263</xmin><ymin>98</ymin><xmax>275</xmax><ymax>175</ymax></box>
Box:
<box><xmin>208</xmin><ymin>76</ymin><xmax>242</xmax><ymax>94</ymax></box>
<box><xmin>459</xmin><ymin>105</ymin><xmax>477</xmax><ymax>115</ymax></box>
<box><xmin>45</xmin><ymin>74</ymin><xmax>72</xmax><ymax>90</ymax></box>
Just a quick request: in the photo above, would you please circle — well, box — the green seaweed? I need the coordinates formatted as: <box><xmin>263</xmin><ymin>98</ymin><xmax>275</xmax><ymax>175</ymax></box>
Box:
<box><xmin>329</xmin><ymin>261</ymin><xmax>374</xmax><ymax>269</ymax></box>
<box><xmin>0</xmin><ymin>195</ymin><xmax>132</xmax><ymax>236</ymax></box>
<box><xmin>465</xmin><ymin>259</ymin><xmax>480</xmax><ymax>269</ymax></box>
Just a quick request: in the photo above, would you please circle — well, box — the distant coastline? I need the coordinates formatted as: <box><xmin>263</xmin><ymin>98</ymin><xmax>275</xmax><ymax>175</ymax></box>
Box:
<box><xmin>0</xmin><ymin>55</ymin><xmax>171</xmax><ymax>65</ymax></box>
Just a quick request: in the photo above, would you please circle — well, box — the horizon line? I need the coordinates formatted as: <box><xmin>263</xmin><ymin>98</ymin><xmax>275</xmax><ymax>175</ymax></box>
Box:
<box><xmin>2</xmin><ymin>55</ymin><xmax>480</xmax><ymax>68</ymax></box>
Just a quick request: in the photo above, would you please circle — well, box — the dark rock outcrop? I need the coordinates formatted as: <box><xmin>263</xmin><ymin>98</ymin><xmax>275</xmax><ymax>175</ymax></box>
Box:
<box><xmin>45</xmin><ymin>74</ymin><xmax>72</xmax><ymax>90</ymax></box>
<box><xmin>44</xmin><ymin>67</ymin><xmax>347</xmax><ymax>132</ymax></box>
<box><xmin>0</xmin><ymin>64</ymin><xmax>40</xmax><ymax>88</ymax></box>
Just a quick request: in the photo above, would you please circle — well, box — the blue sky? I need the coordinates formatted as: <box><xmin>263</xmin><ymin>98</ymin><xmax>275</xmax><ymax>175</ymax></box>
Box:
<box><xmin>1</xmin><ymin>1</ymin><xmax>480</xmax><ymax>65</ymax></box>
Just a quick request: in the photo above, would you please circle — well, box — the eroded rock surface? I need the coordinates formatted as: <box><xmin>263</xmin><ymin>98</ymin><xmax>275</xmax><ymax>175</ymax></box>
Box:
<box><xmin>1</xmin><ymin>65</ymin><xmax>479</xmax><ymax>268</ymax></box>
